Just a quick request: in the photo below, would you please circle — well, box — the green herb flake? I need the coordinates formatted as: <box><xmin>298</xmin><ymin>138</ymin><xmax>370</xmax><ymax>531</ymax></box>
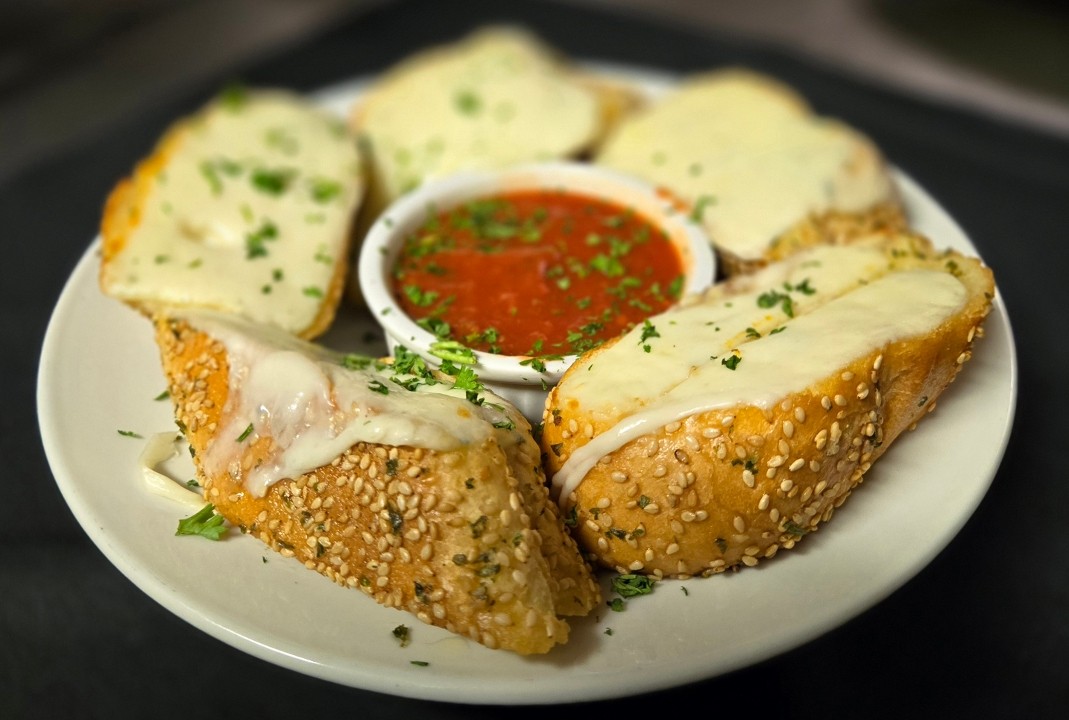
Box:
<box><xmin>455</xmin><ymin>90</ymin><xmax>482</xmax><ymax>115</ymax></box>
<box><xmin>251</xmin><ymin>167</ymin><xmax>295</xmax><ymax>195</ymax></box>
<box><xmin>218</xmin><ymin>84</ymin><xmax>249</xmax><ymax>112</ymax></box>
<box><xmin>611</xmin><ymin>573</ymin><xmax>657</xmax><ymax>598</ymax></box>
<box><xmin>690</xmin><ymin>194</ymin><xmax>716</xmax><ymax>222</ymax></box>
<box><xmin>117</xmin><ymin>429</ymin><xmax>144</xmax><ymax>439</ymax></box>
<box><xmin>175</xmin><ymin>503</ymin><xmax>227</xmax><ymax>540</ymax></box>
<box><xmin>236</xmin><ymin>423</ymin><xmax>254</xmax><ymax>442</ymax></box>
<box><xmin>392</xmin><ymin>624</ymin><xmax>411</xmax><ymax>647</ymax></box>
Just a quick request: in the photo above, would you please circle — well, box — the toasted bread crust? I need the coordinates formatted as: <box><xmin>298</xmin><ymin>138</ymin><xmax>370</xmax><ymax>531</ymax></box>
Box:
<box><xmin>541</xmin><ymin>238</ymin><xmax>995</xmax><ymax>578</ymax></box>
<box><xmin>154</xmin><ymin>315</ymin><xmax>599</xmax><ymax>654</ymax></box>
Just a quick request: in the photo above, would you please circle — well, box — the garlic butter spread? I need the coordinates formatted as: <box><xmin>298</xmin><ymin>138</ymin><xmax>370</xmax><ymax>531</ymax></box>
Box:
<box><xmin>358</xmin><ymin>28</ymin><xmax>600</xmax><ymax>205</ymax></box>
<box><xmin>595</xmin><ymin>73</ymin><xmax>894</xmax><ymax>261</ymax></box>
<box><xmin>102</xmin><ymin>90</ymin><xmax>363</xmax><ymax>335</ymax></box>
<box><xmin>550</xmin><ymin>249</ymin><xmax>968</xmax><ymax>502</ymax></box>
<box><xmin>185</xmin><ymin>311</ymin><xmax>510</xmax><ymax>498</ymax></box>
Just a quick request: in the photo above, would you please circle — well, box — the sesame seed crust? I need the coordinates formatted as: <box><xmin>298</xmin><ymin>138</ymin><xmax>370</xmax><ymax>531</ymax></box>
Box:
<box><xmin>542</xmin><ymin>233</ymin><xmax>995</xmax><ymax>578</ymax></box>
<box><xmin>154</xmin><ymin>316</ymin><xmax>600</xmax><ymax>655</ymax></box>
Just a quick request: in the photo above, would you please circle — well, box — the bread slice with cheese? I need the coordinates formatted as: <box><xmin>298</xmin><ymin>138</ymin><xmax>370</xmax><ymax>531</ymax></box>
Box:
<box><xmin>541</xmin><ymin>232</ymin><xmax>994</xmax><ymax>579</ymax></box>
<box><xmin>350</xmin><ymin>26</ymin><xmax>627</xmax><ymax>223</ymax></box>
<box><xmin>100</xmin><ymin>87</ymin><xmax>365</xmax><ymax>339</ymax></box>
<box><xmin>594</xmin><ymin>69</ymin><xmax>905</xmax><ymax>276</ymax></box>
<box><xmin>154</xmin><ymin>310</ymin><xmax>600</xmax><ymax>654</ymax></box>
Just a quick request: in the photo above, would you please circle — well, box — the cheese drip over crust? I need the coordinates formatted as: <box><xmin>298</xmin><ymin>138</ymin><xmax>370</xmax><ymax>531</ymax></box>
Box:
<box><xmin>550</xmin><ymin>252</ymin><xmax>968</xmax><ymax>503</ymax></box>
<box><xmin>101</xmin><ymin>91</ymin><xmax>363</xmax><ymax>336</ymax></box>
<box><xmin>183</xmin><ymin>311</ymin><xmax>509</xmax><ymax>498</ymax></box>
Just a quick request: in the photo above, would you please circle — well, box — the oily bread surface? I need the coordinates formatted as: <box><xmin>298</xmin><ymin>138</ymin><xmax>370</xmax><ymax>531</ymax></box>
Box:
<box><xmin>541</xmin><ymin>237</ymin><xmax>995</xmax><ymax>578</ymax></box>
<box><xmin>153</xmin><ymin>314</ymin><xmax>600</xmax><ymax>655</ymax></box>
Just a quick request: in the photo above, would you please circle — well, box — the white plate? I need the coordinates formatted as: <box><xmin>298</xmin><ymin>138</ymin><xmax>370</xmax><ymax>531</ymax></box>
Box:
<box><xmin>38</xmin><ymin>67</ymin><xmax>1017</xmax><ymax>705</ymax></box>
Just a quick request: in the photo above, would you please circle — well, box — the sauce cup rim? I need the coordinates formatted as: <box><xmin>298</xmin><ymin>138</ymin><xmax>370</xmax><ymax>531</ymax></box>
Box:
<box><xmin>357</xmin><ymin>161</ymin><xmax>716</xmax><ymax>415</ymax></box>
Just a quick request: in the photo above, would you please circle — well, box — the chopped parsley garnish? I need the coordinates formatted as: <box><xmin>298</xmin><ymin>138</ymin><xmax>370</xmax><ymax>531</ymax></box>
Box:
<box><xmin>175</xmin><ymin>503</ymin><xmax>227</xmax><ymax>540</ymax></box>
<box><xmin>245</xmin><ymin>219</ymin><xmax>278</xmax><ymax>259</ymax></box>
<box><xmin>454</xmin><ymin>90</ymin><xmax>482</xmax><ymax>115</ymax></box>
<box><xmin>236</xmin><ymin>423</ymin><xmax>254</xmax><ymax>441</ymax></box>
<box><xmin>638</xmin><ymin>319</ymin><xmax>660</xmax><ymax>352</ymax></box>
<box><xmin>218</xmin><ymin>84</ymin><xmax>248</xmax><ymax>112</ymax></box>
<box><xmin>757</xmin><ymin>289</ymin><xmax>795</xmax><ymax>318</ymax></box>
<box><xmin>251</xmin><ymin>167</ymin><xmax>295</xmax><ymax>195</ymax></box>
<box><xmin>117</xmin><ymin>429</ymin><xmax>143</xmax><ymax>439</ymax></box>
<box><xmin>429</xmin><ymin>340</ymin><xmax>476</xmax><ymax>365</ymax></box>
<box><xmin>392</xmin><ymin>624</ymin><xmax>411</xmax><ymax>647</ymax></box>
<box><xmin>611</xmin><ymin>573</ymin><xmax>657</xmax><ymax>598</ymax></box>
<box><xmin>721</xmin><ymin>353</ymin><xmax>742</xmax><ymax>370</ymax></box>
<box><xmin>690</xmin><ymin>194</ymin><xmax>716</xmax><ymax>222</ymax></box>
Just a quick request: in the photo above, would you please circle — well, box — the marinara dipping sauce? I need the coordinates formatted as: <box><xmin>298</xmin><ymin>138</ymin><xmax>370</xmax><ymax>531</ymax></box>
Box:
<box><xmin>391</xmin><ymin>190</ymin><xmax>686</xmax><ymax>358</ymax></box>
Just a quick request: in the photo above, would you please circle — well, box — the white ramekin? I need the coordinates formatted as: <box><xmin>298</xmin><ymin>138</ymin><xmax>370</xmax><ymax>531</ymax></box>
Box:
<box><xmin>357</xmin><ymin>161</ymin><xmax>716</xmax><ymax>423</ymax></box>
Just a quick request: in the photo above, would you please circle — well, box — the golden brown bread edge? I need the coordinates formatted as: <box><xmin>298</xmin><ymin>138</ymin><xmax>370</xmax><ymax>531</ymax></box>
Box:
<box><xmin>540</xmin><ymin>237</ymin><xmax>995</xmax><ymax>579</ymax></box>
<box><xmin>153</xmin><ymin>314</ymin><xmax>600</xmax><ymax>654</ymax></box>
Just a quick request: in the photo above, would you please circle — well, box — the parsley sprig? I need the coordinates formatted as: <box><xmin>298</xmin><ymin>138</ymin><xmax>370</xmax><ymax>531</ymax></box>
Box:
<box><xmin>176</xmin><ymin>503</ymin><xmax>228</xmax><ymax>541</ymax></box>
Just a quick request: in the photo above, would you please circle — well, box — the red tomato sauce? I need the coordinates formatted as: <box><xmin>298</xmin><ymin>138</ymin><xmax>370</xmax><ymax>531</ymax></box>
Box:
<box><xmin>391</xmin><ymin>189</ymin><xmax>686</xmax><ymax>358</ymax></box>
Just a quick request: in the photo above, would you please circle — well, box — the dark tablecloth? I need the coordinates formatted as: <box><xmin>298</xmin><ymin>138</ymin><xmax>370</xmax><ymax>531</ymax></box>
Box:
<box><xmin>4</xmin><ymin>0</ymin><xmax>1068</xmax><ymax>717</ymax></box>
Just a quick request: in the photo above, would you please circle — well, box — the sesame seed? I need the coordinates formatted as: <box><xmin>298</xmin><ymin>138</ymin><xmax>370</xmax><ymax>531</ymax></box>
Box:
<box><xmin>782</xmin><ymin>420</ymin><xmax>795</xmax><ymax>438</ymax></box>
<box><xmin>789</xmin><ymin>458</ymin><xmax>805</xmax><ymax>472</ymax></box>
<box><xmin>821</xmin><ymin>395</ymin><xmax>833</xmax><ymax>410</ymax></box>
<box><xmin>665</xmin><ymin>421</ymin><xmax>681</xmax><ymax>433</ymax></box>
<box><xmin>794</xmin><ymin>407</ymin><xmax>806</xmax><ymax>423</ymax></box>
<box><xmin>834</xmin><ymin>394</ymin><xmax>848</xmax><ymax>407</ymax></box>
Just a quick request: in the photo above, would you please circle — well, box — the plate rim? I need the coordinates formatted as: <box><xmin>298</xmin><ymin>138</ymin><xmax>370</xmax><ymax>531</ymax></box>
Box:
<box><xmin>37</xmin><ymin>65</ymin><xmax>1019</xmax><ymax>705</ymax></box>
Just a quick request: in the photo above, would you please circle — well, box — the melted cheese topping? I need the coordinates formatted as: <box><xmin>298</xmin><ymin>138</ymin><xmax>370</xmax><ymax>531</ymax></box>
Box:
<box><xmin>596</xmin><ymin>73</ymin><xmax>894</xmax><ymax>261</ymax></box>
<box><xmin>186</xmin><ymin>312</ymin><xmax>511</xmax><ymax>498</ymax></box>
<box><xmin>550</xmin><ymin>258</ymin><xmax>968</xmax><ymax>502</ymax></box>
<box><xmin>358</xmin><ymin>28</ymin><xmax>601</xmax><ymax>203</ymax></box>
<box><xmin>103</xmin><ymin>91</ymin><xmax>363</xmax><ymax>335</ymax></box>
